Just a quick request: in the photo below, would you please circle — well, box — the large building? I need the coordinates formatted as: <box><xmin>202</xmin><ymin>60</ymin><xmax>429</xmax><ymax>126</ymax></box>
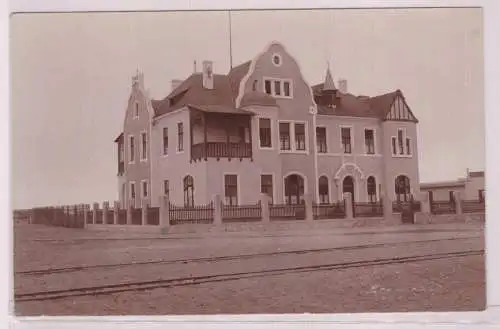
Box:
<box><xmin>114</xmin><ymin>41</ymin><xmax>420</xmax><ymax>208</ymax></box>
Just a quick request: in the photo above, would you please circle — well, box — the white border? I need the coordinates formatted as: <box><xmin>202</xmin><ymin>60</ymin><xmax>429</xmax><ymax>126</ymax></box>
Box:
<box><xmin>139</xmin><ymin>131</ymin><xmax>148</xmax><ymax>162</ymax></box>
<box><xmin>222</xmin><ymin>172</ymin><xmax>240</xmax><ymax>205</ymax></box>
<box><xmin>339</xmin><ymin>125</ymin><xmax>353</xmax><ymax>154</ymax></box>
<box><xmin>5</xmin><ymin>1</ymin><xmax>500</xmax><ymax>328</ymax></box>
<box><xmin>257</xmin><ymin>116</ymin><xmax>274</xmax><ymax>150</ymax></box>
<box><xmin>260</xmin><ymin>172</ymin><xmax>276</xmax><ymax>203</ymax></box>
<box><xmin>140</xmin><ymin>179</ymin><xmax>148</xmax><ymax>199</ymax></box>
<box><xmin>128</xmin><ymin>134</ymin><xmax>135</xmax><ymax>164</ymax></box>
<box><xmin>282</xmin><ymin>171</ymin><xmax>308</xmax><ymax>203</ymax></box>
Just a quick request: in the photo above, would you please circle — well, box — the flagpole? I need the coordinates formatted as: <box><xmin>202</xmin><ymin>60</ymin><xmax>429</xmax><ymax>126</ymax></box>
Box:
<box><xmin>228</xmin><ymin>10</ymin><xmax>233</xmax><ymax>69</ymax></box>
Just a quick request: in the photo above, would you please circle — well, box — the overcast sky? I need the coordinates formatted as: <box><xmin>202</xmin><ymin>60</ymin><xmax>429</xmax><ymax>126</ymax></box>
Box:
<box><xmin>10</xmin><ymin>8</ymin><xmax>483</xmax><ymax>209</ymax></box>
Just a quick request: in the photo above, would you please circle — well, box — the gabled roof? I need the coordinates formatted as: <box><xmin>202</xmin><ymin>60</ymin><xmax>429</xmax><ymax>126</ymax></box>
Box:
<box><xmin>313</xmin><ymin>83</ymin><xmax>417</xmax><ymax>122</ymax></box>
<box><xmin>114</xmin><ymin>132</ymin><xmax>123</xmax><ymax>143</ymax></box>
<box><xmin>152</xmin><ymin>61</ymin><xmax>251</xmax><ymax>118</ymax></box>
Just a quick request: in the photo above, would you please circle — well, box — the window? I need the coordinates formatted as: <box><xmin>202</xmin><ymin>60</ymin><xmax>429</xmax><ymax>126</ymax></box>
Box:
<box><xmin>134</xmin><ymin>102</ymin><xmax>139</xmax><ymax>118</ymax></box>
<box><xmin>177</xmin><ymin>122</ymin><xmax>184</xmax><ymax>152</ymax></box>
<box><xmin>391</xmin><ymin>137</ymin><xmax>397</xmax><ymax>155</ymax></box>
<box><xmin>283</xmin><ymin>81</ymin><xmax>291</xmax><ymax>97</ymax></box>
<box><xmin>224</xmin><ymin>174</ymin><xmax>238</xmax><ymax>205</ymax></box>
<box><xmin>479</xmin><ymin>189</ymin><xmax>485</xmax><ymax>203</ymax></box>
<box><xmin>364</xmin><ymin>129</ymin><xmax>375</xmax><ymax>154</ymax></box>
<box><xmin>162</xmin><ymin>127</ymin><xmax>168</xmax><ymax>155</ymax></box>
<box><xmin>316</xmin><ymin>127</ymin><xmax>327</xmax><ymax>153</ymax></box>
<box><xmin>163</xmin><ymin>180</ymin><xmax>170</xmax><ymax>198</ymax></box>
<box><xmin>183</xmin><ymin>175</ymin><xmax>194</xmax><ymax>207</ymax></box>
<box><xmin>367</xmin><ymin>176</ymin><xmax>377</xmax><ymax>203</ymax></box>
<box><xmin>142</xmin><ymin>180</ymin><xmax>148</xmax><ymax>198</ymax></box>
<box><xmin>118</xmin><ymin>141</ymin><xmax>124</xmax><ymax>163</ymax></box>
<box><xmin>272</xmin><ymin>53</ymin><xmax>282</xmax><ymax>66</ymax></box>
<box><xmin>129</xmin><ymin>135</ymin><xmax>135</xmax><ymax>163</ymax></box>
<box><xmin>395</xmin><ymin>175</ymin><xmax>411</xmax><ymax>202</ymax></box>
<box><xmin>285</xmin><ymin>174</ymin><xmax>305</xmax><ymax>205</ymax></box>
<box><xmin>130</xmin><ymin>182</ymin><xmax>136</xmax><ymax>200</ymax></box>
<box><xmin>141</xmin><ymin>132</ymin><xmax>147</xmax><ymax>160</ymax></box>
<box><xmin>263</xmin><ymin>78</ymin><xmax>292</xmax><ymax>98</ymax></box>
<box><xmin>274</xmin><ymin>80</ymin><xmax>281</xmax><ymax>96</ymax></box>
<box><xmin>260</xmin><ymin>174</ymin><xmax>273</xmax><ymax>203</ymax></box>
<box><xmin>449</xmin><ymin>191</ymin><xmax>455</xmax><ymax>204</ymax></box>
<box><xmin>398</xmin><ymin>129</ymin><xmax>404</xmax><ymax>155</ymax></box>
<box><xmin>341</xmin><ymin>127</ymin><xmax>352</xmax><ymax>154</ymax></box>
<box><xmin>318</xmin><ymin>176</ymin><xmax>329</xmax><ymax>204</ymax></box>
<box><xmin>279</xmin><ymin>122</ymin><xmax>291</xmax><ymax>150</ymax></box>
<box><xmin>406</xmin><ymin>138</ymin><xmax>411</xmax><ymax>155</ymax></box>
<box><xmin>264</xmin><ymin>80</ymin><xmax>272</xmax><ymax>94</ymax></box>
<box><xmin>295</xmin><ymin>123</ymin><xmax>306</xmax><ymax>151</ymax></box>
<box><xmin>259</xmin><ymin>118</ymin><xmax>272</xmax><ymax>148</ymax></box>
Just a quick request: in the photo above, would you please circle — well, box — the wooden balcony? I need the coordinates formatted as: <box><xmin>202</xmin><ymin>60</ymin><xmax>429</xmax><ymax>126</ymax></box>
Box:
<box><xmin>191</xmin><ymin>142</ymin><xmax>252</xmax><ymax>161</ymax></box>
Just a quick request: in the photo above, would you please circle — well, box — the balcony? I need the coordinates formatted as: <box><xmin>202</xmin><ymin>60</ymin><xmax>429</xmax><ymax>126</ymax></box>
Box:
<box><xmin>191</xmin><ymin>142</ymin><xmax>252</xmax><ymax>161</ymax></box>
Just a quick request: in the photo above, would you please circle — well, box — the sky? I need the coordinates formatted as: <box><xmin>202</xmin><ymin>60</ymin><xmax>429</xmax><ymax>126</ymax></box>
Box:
<box><xmin>9</xmin><ymin>8</ymin><xmax>484</xmax><ymax>209</ymax></box>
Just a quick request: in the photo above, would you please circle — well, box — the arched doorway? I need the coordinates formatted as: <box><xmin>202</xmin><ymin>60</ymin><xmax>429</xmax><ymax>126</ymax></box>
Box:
<box><xmin>284</xmin><ymin>174</ymin><xmax>305</xmax><ymax>205</ymax></box>
<box><xmin>395</xmin><ymin>175</ymin><xmax>411</xmax><ymax>202</ymax></box>
<box><xmin>342</xmin><ymin>176</ymin><xmax>355</xmax><ymax>202</ymax></box>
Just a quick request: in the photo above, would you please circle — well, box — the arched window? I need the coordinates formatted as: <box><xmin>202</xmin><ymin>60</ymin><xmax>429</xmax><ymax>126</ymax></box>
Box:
<box><xmin>284</xmin><ymin>174</ymin><xmax>305</xmax><ymax>205</ymax></box>
<box><xmin>318</xmin><ymin>176</ymin><xmax>329</xmax><ymax>204</ymax></box>
<box><xmin>183</xmin><ymin>175</ymin><xmax>194</xmax><ymax>207</ymax></box>
<box><xmin>395</xmin><ymin>175</ymin><xmax>411</xmax><ymax>202</ymax></box>
<box><xmin>367</xmin><ymin>176</ymin><xmax>377</xmax><ymax>203</ymax></box>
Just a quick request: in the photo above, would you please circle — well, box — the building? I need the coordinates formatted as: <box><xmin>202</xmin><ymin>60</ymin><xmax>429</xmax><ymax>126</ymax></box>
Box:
<box><xmin>114</xmin><ymin>41</ymin><xmax>420</xmax><ymax>208</ymax></box>
<box><xmin>420</xmin><ymin>170</ymin><xmax>485</xmax><ymax>203</ymax></box>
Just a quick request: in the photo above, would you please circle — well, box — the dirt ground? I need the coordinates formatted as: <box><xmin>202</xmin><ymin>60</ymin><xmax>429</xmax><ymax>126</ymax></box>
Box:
<box><xmin>13</xmin><ymin>222</ymin><xmax>486</xmax><ymax>315</ymax></box>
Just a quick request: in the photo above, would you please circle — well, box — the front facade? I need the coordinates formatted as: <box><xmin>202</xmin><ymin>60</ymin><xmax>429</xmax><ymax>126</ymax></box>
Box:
<box><xmin>115</xmin><ymin>41</ymin><xmax>420</xmax><ymax>208</ymax></box>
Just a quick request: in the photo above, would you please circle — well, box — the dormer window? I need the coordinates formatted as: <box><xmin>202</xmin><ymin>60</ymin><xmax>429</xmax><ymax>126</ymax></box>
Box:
<box><xmin>263</xmin><ymin>78</ymin><xmax>293</xmax><ymax>98</ymax></box>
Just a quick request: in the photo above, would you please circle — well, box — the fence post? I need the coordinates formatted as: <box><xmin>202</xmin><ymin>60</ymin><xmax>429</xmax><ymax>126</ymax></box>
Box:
<box><xmin>455</xmin><ymin>191</ymin><xmax>463</xmax><ymax>216</ymax></box>
<box><xmin>344</xmin><ymin>192</ymin><xmax>354</xmax><ymax>220</ymax></box>
<box><xmin>92</xmin><ymin>203</ymin><xmax>99</xmax><ymax>224</ymax></box>
<box><xmin>141</xmin><ymin>199</ymin><xmax>148</xmax><ymax>225</ymax></box>
<box><xmin>127</xmin><ymin>201</ymin><xmax>133</xmax><ymax>225</ymax></box>
<box><xmin>213</xmin><ymin>194</ymin><xmax>222</xmax><ymax>226</ymax></box>
<box><xmin>380</xmin><ymin>190</ymin><xmax>393</xmax><ymax>222</ymax></box>
<box><xmin>304</xmin><ymin>193</ymin><xmax>314</xmax><ymax>222</ymax></box>
<box><xmin>82</xmin><ymin>204</ymin><xmax>88</xmax><ymax>228</ymax></box>
<box><xmin>260</xmin><ymin>193</ymin><xmax>270</xmax><ymax>223</ymax></box>
<box><xmin>113</xmin><ymin>201</ymin><xmax>119</xmax><ymax>225</ymax></box>
<box><xmin>102</xmin><ymin>201</ymin><xmax>109</xmax><ymax>225</ymax></box>
<box><xmin>159</xmin><ymin>195</ymin><xmax>170</xmax><ymax>233</ymax></box>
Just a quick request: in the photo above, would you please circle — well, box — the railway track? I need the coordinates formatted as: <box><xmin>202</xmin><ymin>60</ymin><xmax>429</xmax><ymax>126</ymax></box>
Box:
<box><xmin>16</xmin><ymin>236</ymin><xmax>479</xmax><ymax>276</ymax></box>
<box><xmin>15</xmin><ymin>249</ymin><xmax>483</xmax><ymax>302</ymax></box>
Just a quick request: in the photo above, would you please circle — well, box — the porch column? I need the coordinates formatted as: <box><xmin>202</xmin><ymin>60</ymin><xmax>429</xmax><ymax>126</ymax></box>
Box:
<box><xmin>204</xmin><ymin>113</ymin><xmax>208</xmax><ymax>161</ymax></box>
<box><xmin>455</xmin><ymin>191</ymin><xmax>463</xmax><ymax>216</ymax></box>
<box><xmin>304</xmin><ymin>193</ymin><xmax>314</xmax><ymax>222</ymax></box>
<box><xmin>141</xmin><ymin>199</ymin><xmax>148</xmax><ymax>225</ymax></box>
<box><xmin>248</xmin><ymin>117</ymin><xmax>253</xmax><ymax>160</ymax></box>
<box><xmin>92</xmin><ymin>202</ymin><xmax>99</xmax><ymax>224</ymax></box>
<box><xmin>159</xmin><ymin>195</ymin><xmax>170</xmax><ymax>234</ymax></box>
<box><xmin>126</xmin><ymin>201</ymin><xmax>133</xmax><ymax>225</ymax></box>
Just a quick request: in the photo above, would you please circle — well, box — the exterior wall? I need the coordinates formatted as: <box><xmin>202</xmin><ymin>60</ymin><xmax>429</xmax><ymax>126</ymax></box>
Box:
<box><xmin>380</xmin><ymin>121</ymin><xmax>420</xmax><ymax>200</ymax></box>
<box><xmin>421</xmin><ymin>185</ymin><xmax>464</xmax><ymax>201</ymax></box>
<box><xmin>464</xmin><ymin>176</ymin><xmax>485</xmax><ymax>200</ymax></box>
<box><xmin>316</xmin><ymin>115</ymin><xmax>384</xmax><ymax>202</ymax></box>
<box><xmin>121</xmin><ymin>84</ymin><xmax>153</xmax><ymax>208</ymax></box>
<box><xmin>150</xmin><ymin>109</ymin><xmax>204</xmax><ymax>206</ymax></box>
<box><xmin>238</xmin><ymin>43</ymin><xmax>318</xmax><ymax>202</ymax></box>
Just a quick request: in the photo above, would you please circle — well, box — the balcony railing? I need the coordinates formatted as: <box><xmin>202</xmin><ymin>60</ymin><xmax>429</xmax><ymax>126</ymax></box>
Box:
<box><xmin>191</xmin><ymin>142</ymin><xmax>252</xmax><ymax>161</ymax></box>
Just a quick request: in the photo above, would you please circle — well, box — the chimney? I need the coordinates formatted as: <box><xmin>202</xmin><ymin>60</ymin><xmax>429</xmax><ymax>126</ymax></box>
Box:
<box><xmin>338</xmin><ymin>79</ymin><xmax>347</xmax><ymax>94</ymax></box>
<box><xmin>202</xmin><ymin>60</ymin><xmax>214</xmax><ymax>90</ymax></box>
<box><xmin>171</xmin><ymin>79</ymin><xmax>183</xmax><ymax>92</ymax></box>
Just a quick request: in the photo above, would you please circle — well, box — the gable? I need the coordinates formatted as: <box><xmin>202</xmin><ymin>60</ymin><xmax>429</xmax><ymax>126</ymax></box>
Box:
<box><xmin>385</xmin><ymin>95</ymin><xmax>418</xmax><ymax>122</ymax></box>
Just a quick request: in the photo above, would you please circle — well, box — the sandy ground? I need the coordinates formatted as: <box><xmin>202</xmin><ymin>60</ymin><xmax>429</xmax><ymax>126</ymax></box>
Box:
<box><xmin>13</xmin><ymin>222</ymin><xmax>485</xmax><ymax>315</ymax></box>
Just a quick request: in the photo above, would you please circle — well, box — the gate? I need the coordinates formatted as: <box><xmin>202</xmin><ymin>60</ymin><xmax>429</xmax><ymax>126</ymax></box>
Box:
<box><xmin>393</xmin><ymin>197</ymin><xmax>419</xmax><ymax>224</ymax></box>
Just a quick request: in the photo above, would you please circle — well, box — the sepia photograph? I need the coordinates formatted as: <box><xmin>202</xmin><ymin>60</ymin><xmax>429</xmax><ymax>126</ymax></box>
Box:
<box><xmin>10</xmin><ymin>7</ymin><xmax>485</xmax><ymax>316</ymax></box>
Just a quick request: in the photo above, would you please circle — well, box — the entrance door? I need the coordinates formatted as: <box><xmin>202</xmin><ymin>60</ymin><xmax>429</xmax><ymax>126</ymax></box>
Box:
<box><xmin>342</xmin><ymin>176</ymin><xmax>355</xmax><ymax>202</ymax></box>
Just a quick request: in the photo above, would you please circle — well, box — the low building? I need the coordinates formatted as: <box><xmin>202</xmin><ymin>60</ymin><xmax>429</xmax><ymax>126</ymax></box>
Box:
<box><xmin>420</xmin><ymin>170</ymin><xmax>485</xmax><ymax>203</ymax></box>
